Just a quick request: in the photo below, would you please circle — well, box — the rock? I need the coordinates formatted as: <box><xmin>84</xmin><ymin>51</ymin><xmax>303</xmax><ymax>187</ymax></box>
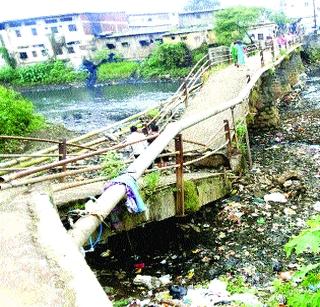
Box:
<box><xmin>284</xmin><ymin>207</ymin><xmax>296</xmax><ymax>215</ymax></box>
<box><xmin>279</xmin><ymin>271</ymin><xmax>294</xmax><ymax>281</ymax></box>
<box><xmin>133</xmin><ymin>275</ymin><xmax>161</xmax><ymax>290</ymax></box>
<box><xmin>276</xmin><ymin>170</ymin><xmax>301</xmax><ymax>185</ymax></box>
<box><xmin>264</xmin><ymin>192</ymin><xmax>288</xmax><ymax>203</ymax></box>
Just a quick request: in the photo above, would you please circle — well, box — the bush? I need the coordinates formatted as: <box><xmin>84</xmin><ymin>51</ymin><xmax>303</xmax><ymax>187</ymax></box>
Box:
<box><xmin>10</xmin><ymin>60</ymin><xmax>87</xmax><ymax>85</ymax></box>
<box><xmin>192</xmin><ymin>43</ymin><xmax>209</xmax><ymax>64</ymax></box>
<box><xmin>97</xmin><ymin>61</ymin><xmax>139</xmax><ymax>81</ymax></box>
<box><xmin>139</xmin><ymin>42</ymin><xmax>193</xmax><ymax>79</ymax></box>
<box><xmin>0</xmin><ymin>66</ymin><xmax>18</xmax><ymax>83</ymax></box>
<box><xmin>0</xmin><ymin>85</ymin><xmax>44</xmax><ymax>152</ymax></box>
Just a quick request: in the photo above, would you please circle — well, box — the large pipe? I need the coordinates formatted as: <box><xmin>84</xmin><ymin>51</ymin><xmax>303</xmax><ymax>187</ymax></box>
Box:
<box><xmin>67</xmin><ymin>43</ymin><xmax>302</xmax><ymax>248</ymax></box>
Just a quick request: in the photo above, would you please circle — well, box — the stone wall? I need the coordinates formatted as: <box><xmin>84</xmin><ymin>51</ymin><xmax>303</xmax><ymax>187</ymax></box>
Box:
<box><xmin>249</xmin><ymin>51</ymin><xmax>304</xmax><ymax>129</ymax></box>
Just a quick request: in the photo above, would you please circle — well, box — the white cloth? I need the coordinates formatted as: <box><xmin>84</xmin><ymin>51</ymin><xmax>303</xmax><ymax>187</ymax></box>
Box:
<box><xmin>126</xmin><ymin>131</ymin><xmax>148</xmax><ymax>156</ymax></box>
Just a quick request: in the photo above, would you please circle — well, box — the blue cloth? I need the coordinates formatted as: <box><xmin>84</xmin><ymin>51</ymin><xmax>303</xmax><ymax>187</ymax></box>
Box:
<box><xmin>235</xmin><ymin>43</ymin><xmax>246</xmax><ymax>65</ymax></box>
<box><xmin>104</xmin><ymin>174</ymin><xmax>146</xmax><ymax>213</ymax></box>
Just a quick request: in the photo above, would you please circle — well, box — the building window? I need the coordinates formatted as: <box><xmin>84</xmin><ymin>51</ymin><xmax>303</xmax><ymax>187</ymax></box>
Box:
<box><xmin>25</xmin><ymin>20</ymin><xmax>36</xmax><ymax>26</ymax></box>
<box><xmin>15</xmin><ymin>30</ymin><xmax>21</xmax><ymax>37</ymax></box>
<box><xmin>139</xmin><ymin>40</ymin><xmax>150</xmax><ymax>47</ymax></box>
<box><xmin>31</xmin><ymin>28</ymin><xmax>37</xmax><ymax>36</ymax></box>
<box><xmin>181</xmin><ymin>36</ymin><xmax>187</xmax><ymax>41</ymax></box>
<box><xmin>258</xmin><ymin>33</ymin><xmax>264</xmax><ymax>40</ymax></box>
<box><xmin>196</xmin><ymin>14</ymin><xmax>201</xmax><ymax>19</ymax></box>
<box><xmin>19</xmin><ymin>52</ymin><xmax>28</xmax><ymax>59</ymax></box>
<box><xmin>32</xmin><ymin>51</ymin><xmax>37</xmax><ymax>57</ymax></box>
<box><xmin>148</xmin><ymin>18</ymin><xmax>152</xmax><ymax>22</ymax></box>
<box><xmin>155</xmin><ymin>38</ymin><xmax>163</xmax><ymax>44</ymax></box>
<box><xmin>305</xmin><ymin>2</ymin><xmax>309</xmax><ymax>6</ymax></box>
<box><xmin>68</xmin><ymin>24</ymin><xmax>77</xmax><ymax>32</ymax></box>
<box><xmin>60</xmin><ymin>17</ymin><xmax>73</xmax><ymax>22</ymax></box>
<box><xmin>51</xmin><ymin>27</ymin><xmax>58</xmax><ymax>34</ymax></box>
<box><xmin>41</xmin><ymin>49</ymin><xmax>48</xmax><ymax>56</ymax></box>
<box><xmin>121</xmin><ymin>42</ymin><xmax>129</xmax><ymax>47</ymax></box>
<box><xmin>45</xmin><ymin>19</ymin><xmax>57</xmax><ymax>24</ymax></box>
<box><xmin>171</xmin><ymin>36</ymin><xmax>176</xmax><ymax>40</ymax></box>
<box><xmin>67</xmin><ymin>46</ymin><xmax>75</xmax><ymax>53</ymax></box>
<box><xmin>106</xmin><ymin>43</ymin><xmax>116</xmax><ymax>49</ymax></box>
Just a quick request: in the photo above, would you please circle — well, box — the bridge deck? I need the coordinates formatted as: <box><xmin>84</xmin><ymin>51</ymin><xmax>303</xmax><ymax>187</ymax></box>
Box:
<box><xmin>0</xmin><ymin>45</ymin><xmax>295</xmax><ymax>306</ymax></box>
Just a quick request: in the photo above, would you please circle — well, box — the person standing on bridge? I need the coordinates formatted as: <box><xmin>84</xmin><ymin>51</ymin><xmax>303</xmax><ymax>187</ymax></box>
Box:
<box><xmin>126</xmin><ymin>126</ymin><xmax>148</xmax><ymax>159</ymax></box>
<box><xmin>230</xmin><ymin>41</ymin><xmax>238</xmax><ymax>67</ymax></box>
<box><xmin>234</xmin><ymin>40</ymin><xmax>246</xmax><ymax>67</ymax></box>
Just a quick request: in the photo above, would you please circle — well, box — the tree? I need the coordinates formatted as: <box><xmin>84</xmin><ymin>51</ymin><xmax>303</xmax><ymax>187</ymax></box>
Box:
<box><xmin>213</xmin><ymin>6</ymin><xmax>263</xmax><ymax>46</ymax></box>
<box><xmin>267</xmin><ymin>11</ymin><xmax>292</xmax><ymax>33</ymax></box>
<box><xmin>184</xmin><ymin>0</ymin><xmax>220</xmax><ymax>11</ymax></box>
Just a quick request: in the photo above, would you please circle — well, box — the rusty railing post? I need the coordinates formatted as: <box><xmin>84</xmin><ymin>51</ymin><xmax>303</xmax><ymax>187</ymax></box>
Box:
<box><xmin>271</xmin><ymin>39</ymin><xmax>275</xmax><ymax>61</ymax></box>
<box><xmin>230</xmin><ymin>107</ymin><xmax>239</xmax><ymax>149</ymax></box>
<box><xmin>184</xmin><ymin>80</ymin><xmax>189</xmax><ymax>108</ymax></box>
<box><xmin>174</xmin><ymin>134</ymin><xmax>184</xmax><ymax>217</ymax></box>
<box><xmin>259</xmin><ymin>43</ymin><xmax>264</xmax><ymax>67</ymax></box>
<box><xmin>224</xmin><ymin>119</ymin><xmax>232</xmax><ymax>159</ymax></box>
<box><xmin>58</xmin><ymin>138</ymin><xmax>67</xmax><ymax>179</ymax></box>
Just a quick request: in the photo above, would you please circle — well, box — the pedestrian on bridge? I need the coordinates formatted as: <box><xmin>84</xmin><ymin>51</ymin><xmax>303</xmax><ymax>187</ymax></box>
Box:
<box><xmin>126</xmin><ymin>126</ymin><xmax>148</xmax><ymax>159</ymax></box>
<box><xmin>234</xmin><ymin>40</ymin><xmax>246</xmax><ymax>67</ymax></box>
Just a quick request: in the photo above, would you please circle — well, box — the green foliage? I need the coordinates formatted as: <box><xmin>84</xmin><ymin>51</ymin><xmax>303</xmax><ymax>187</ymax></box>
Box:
<box><xmin>213</xmin><ymin>6</ymin><xmax>263</xmax><ymax>46</ymax></box>
<box><xmin>101</xmin><ymin>151</ymin><xmax>126</xmax><ymax>179</ymax></box>
<box><xmin>184</xmin><ymin>0</ymin><xmax>219</xmax><ymax>11</ymax></box>
<box><xmin>221</xmin><ymin>275</ymin><xmax>252</xmax><ymax>294</ymax></box>
<box><xmin>142</xmin><ymin>171</ymin><xmax>160</xmax><ymax>198</ymax></box>
<box><xmin>0</xmin><ymin>85</ymin><xmax>44</xmax><ymax>152</ymax></box>
<box><xmin>0</xmin><ymin>66</ymin><xmax>18</xmax><ymax>83</ymax></box>
<box><xmin>284</xmin><ymin>215</ymin><xmax>320</xmax><ymax>257</ymax></box>
<box><xmin>97</xmin><ymin>61</ymin><xmax>139</xmax><ymax>81</ymax></box>
<box><xmin>113</xmin><ymin>299</ymin><xmax>130</xmax><ymax>307</ymax></box>
<box><xmin>184</xmin><ymin>180</ymin><xmax>200</xmax><ymax>213</ymax></box>
<box><xmin>146</xmin><ymin>108</ymin><xmax>160</xmax><ymax>119</ymax></box>
<box><xmin>308</xmin><ymin>48</ymin><xmax>320</xmax><ymax>63</ymax></box>
<box><xmin>6</xmin><ymin>60</ymin><xmax>87</xmax><ymax>86</ymax></box>
<box><xmin>91</xmin><ymin>49</ymin><xmax>123</xmax><ymax>62</ymax></box>
<box><xmin>192</xmin><ymin>43</ymin><xmax>209</xmax><ymax>64</ymax></box>
<box><xmin>0</xmin><ymin>47</ymin><xmax>16</xmax><ymax>68</ymax></box>
<box><xmin>139</xmin><ymin>43</ymin><xmax>192</xmax><ymax>79</ymax></box>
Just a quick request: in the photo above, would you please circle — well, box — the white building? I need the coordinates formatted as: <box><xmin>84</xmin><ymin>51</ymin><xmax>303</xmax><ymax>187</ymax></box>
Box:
<box><xmin>280</xmin><ymin>0</ymin><xmax>320</xmax><ymax>33</ymax></box>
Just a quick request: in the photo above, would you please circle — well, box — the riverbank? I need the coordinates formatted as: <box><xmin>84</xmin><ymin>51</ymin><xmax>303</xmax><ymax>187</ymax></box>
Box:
<box><xmin>84</xmin><ymin>66</ymin><xmax>320</xmax><ymax>306</ymax></box>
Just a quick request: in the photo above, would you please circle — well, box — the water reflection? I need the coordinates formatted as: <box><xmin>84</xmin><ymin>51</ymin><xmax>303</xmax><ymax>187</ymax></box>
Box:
<box><xmin>21</xmin><ymin>82</ymin><xmax>179</xmax><ymax>133</ymax></box>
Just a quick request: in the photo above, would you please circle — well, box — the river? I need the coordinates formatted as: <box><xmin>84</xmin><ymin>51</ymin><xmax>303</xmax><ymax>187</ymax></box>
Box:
<box><xmin>81</xmin><ymin>68</ymin><xmax>320</xmax><ymax>305</ymax></box>
<box><xmin>20</xmin><ymin>82</ymin><xmax>179</xmax><ymax>133</ymax></box>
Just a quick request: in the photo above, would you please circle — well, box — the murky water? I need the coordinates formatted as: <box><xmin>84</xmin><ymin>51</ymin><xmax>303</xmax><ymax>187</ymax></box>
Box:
<box><xmin>20</xmin><ymin>82</ymin><xmax>179</xmax><ymax>133</ymax></box>
<box><xmin>81</xmin><ymin>69</ymin><xmax>320</xmax><ymax>303</ymax></box>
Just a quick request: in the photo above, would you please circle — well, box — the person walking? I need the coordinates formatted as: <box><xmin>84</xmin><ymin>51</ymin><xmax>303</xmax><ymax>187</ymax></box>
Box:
<box><xmin>230</xmin><ymin>41</ymin><xmax>238</xmax><ymax>67</ymax></box>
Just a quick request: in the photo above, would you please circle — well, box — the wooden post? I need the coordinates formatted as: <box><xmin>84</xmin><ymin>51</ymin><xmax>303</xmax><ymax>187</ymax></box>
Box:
<box><xmin>184</xmin><ymin>81</ymin><xmax>189</xmax><ymax>108</ymax></box>
<box><xmin>230</xmin><ymin>107</ymin><xmax>239</xmax><ymax>150</ymax></box>
<box><xmin>58</xmin><ymin>138</ymin><xmax>67</xmax><ymax>180</ymax></box>
<box><xmin>224</xmin><ymin>120</ymin><xmax>232</xmax><ymax>159</ymax></box>
<box><xmin>244</xmin><ymin>124</ymin><xmax>253</xmax><ymax>169</ymax></box>
<box><xmin>174</xmin><ymin>134</ymin><xmax>184</xmax><ymax>217</ymax></box>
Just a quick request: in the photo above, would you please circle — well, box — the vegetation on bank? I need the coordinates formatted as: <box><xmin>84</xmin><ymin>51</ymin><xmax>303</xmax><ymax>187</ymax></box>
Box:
<box><xmin>0</xmin><ymin>43</ymin><xmax>208</xmax><ymax>87</ymax></box>
<box><xmin>0</xmin><ymin>60</ymin><xmax>87</xmax><ymax>86</ymax></box>
<box><xmin>0</xmin><ymin>85</ymin><xmax>44</xmax><ymax>152</ymax></box>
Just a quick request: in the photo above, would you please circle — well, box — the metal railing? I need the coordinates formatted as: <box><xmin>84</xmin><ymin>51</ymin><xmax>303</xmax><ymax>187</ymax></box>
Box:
<box><xmin>0</xmin><ymin>36</ymin><xmax>302</xmax><ymax>192</ymax></box>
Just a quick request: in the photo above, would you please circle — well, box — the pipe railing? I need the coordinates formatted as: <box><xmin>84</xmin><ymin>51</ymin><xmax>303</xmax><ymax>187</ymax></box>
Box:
<box><xmin>0</xmin><ymin>37</ymin><xmax>302</xmax><ymax>187</ymax></box>
<box><xmin>67</xmin><ymin>41</ymin><xmax>302</xmax><ymax>247</ymax></box>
